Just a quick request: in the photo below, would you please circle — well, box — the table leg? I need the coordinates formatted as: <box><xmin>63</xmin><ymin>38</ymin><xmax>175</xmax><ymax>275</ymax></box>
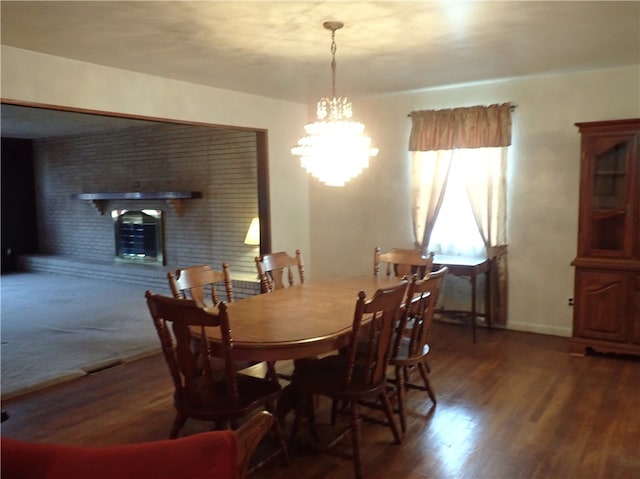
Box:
<box><xmin>471</xmin><ymin>274</ymin><xmax>477</xmax><ymax>343</ymax></box>
<box><xmin>485</xmin><ymin>266</ymin><xmax>492</xmax><ymax>329</ymax></box>
<box><xmin>276</xmin><ymin>384</ymin><xmax>297</xmax><ymax>421</ymax></box>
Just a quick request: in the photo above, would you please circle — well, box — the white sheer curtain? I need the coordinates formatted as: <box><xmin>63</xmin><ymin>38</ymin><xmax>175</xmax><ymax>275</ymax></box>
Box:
<box><xmin>428</xmin><ymin>147</ymin><xmax>506</xmax><ymax>257</ymax></box>
<box><xmin>410</xmin><ymin>150</ymin><xmax>452</xmax><ymax>250</ymax></box>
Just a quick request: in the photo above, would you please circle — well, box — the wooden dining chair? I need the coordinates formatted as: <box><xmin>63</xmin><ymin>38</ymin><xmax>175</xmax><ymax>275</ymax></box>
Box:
<box><xmin>168</xmin><ymin>263</ymin><xmax>234</xmax><ymax>306</ymax></box>
<box><xmin>145</xmin><ymin>291</ymin><xmax>288</xmax><ymax>472</ymax></box>
<box><xmin>168</xmin><ymin>263</ymin><xmax>262</xmax><ymax>372</ymax></box>
<box><xmin>288</xmin><ymin>281</ymin><xmax>408</xmax><ymax>479</ymax></box>
<box><xmin>388</xmin><ymin>266</ymin><xmax>448</xmax><ymax>432</ymax></box>
<box><xmin>374</xmin><ymin>246</ymin><xmax>435</xmax><ymax>279</ymax></box>
<box><xmin>254</xmin><ymin>249</ymin><xmax>305</xmax><ymax>382</ymax></box>
<box><xmin>255</xmin><ymin>249</ymin><xmax>305</xmax><ymax>293</ymax></box>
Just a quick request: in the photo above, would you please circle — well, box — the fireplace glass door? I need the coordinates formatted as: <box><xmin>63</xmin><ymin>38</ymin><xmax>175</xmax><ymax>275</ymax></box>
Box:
<box><xmin>112</xmin><ymin>209</ymin><xmax>164</xmax><ymax>265</ymax></box>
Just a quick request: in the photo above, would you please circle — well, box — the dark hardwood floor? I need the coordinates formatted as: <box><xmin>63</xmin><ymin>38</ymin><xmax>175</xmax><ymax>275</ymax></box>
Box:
<box><xmin>2</xmin><ymin>322</ymin><xmax>639</xmax><ymax>479</ymax></box>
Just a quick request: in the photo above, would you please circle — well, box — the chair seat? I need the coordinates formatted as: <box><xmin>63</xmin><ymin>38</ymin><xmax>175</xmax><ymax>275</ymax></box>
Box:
<box><xmin>208</xmin><ymin>356</ymin><xmax>256</xmax><ymax>376</ymax></box>
<box><xmin>389</xmin><ymin>335</ymin><xmax>430</xmax><ymax>365</ymax></box>
<box><xmin>293</xmin><ymin>355</ymin><xmax>385</xmax><ymax>399</ymax></box>
<box><xmin>174</xmin><ymin>373</ymin><xmax>282</xmax><ymax>421</ymax></box>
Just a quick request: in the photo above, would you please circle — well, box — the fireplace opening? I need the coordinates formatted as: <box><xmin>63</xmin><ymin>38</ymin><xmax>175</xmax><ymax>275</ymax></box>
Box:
<box><xmin>112</xmin><ymin>209</ymin><xmax>164</xmax><ymax>265</ymax></box>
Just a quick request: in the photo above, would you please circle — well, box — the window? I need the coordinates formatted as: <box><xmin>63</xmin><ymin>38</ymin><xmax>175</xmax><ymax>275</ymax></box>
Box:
<box><xmin>427</xmin><ymin>147</ymin><xmax>504</xmax><ymax>257</ymax></box>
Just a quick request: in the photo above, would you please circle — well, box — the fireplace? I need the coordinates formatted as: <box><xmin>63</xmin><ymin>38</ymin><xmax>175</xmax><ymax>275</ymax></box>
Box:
<box><xmin>112</xmin><ymin>209</ymin><xmax>164</xmax><ymax>265</ymax></box>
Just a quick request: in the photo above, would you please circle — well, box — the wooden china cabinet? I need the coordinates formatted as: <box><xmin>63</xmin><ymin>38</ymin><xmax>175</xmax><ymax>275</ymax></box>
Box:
<box><xmin>569</xmin><ymin>119</ymin><xmax>640</xmax><ymax>356</ymax></box>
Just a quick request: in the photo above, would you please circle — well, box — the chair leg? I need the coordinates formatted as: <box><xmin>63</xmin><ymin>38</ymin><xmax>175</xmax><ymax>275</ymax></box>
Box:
<box><xmin>266</xmin><ymin>361</ymin><xmax>279</xmax><ymax>383</ymax></box>
<box><xmin>379</xmin><ymin>389</ymin><xmax>402</xmax><ymax>445</ymax></box>
<box><xmin>349</xmin><ymin>400</ymin><xmax>365</xmax><ymax>479</ymax></box>
<box><xmin>289</xmin><ymin>394</ymin><xmax>305</xmax><ymax>449</ymax></box>
<box><xmin>305</xmin><ymin>395</ymin><xmax>320</xmax><ymax>443</ymax></box>
<box><xmin>395</xmin><ymin>365</ymin><xmax>407</xmax><ymax>433</ymax></box>
<box><xmin>418</xmin><ymin>362</ymin><xmax>436</xmax><ymax>404</ymax></box>
<box><xmin>169</xmin><ymin>412</ymin><xmax>187</xmax><ymax>439</ymax></box>
<box><xmin>331</xmin><ymin>399</ymin><xmax>350</xmax><ymax>425</ymax></box>
<box><xmin>271</xmin><ymin>417</ymin><xmax>290</xmax><ymax>466</ymax></box>
<box><xmin>245</xmin><ymin>414</ymin><xmax>290</xmax><ymax>475</ymax></box>
<box><xmin>403</xmin><ymin>365</ymin><xmax>410</xmax><ymax>388</ymax></box>
<box><xmin>331</xmin><ymin>398</ymin><xmax>339</xmax><ymax>425</ymax></box>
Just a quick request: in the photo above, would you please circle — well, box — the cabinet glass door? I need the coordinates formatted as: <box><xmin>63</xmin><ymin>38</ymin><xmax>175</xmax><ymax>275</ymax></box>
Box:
<box><xmin>587</xmin><ymin>136</ymin><xmax>632</xmax><ymax>256</ymax></box>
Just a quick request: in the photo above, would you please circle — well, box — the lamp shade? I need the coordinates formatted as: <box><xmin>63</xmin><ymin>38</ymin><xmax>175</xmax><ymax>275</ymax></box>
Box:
<box><xmin>244</xmin><ymin>217</ymin><xmax>260</xmax><ymax>245</ymax></box>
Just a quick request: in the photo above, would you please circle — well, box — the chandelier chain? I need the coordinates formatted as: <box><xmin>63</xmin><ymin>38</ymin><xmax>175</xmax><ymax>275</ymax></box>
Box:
<box><xmin>291</xmin><ymin>20</ymin><xmax>378</xmax><ymax>187</ymax></box>
<box><xmin>330</xmin><ymin>29</ymin><xmax>337</xmax><ymax>99</ymax></box>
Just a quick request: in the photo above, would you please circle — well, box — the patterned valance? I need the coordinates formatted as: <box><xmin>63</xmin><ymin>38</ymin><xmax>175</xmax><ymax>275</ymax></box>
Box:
<box><xmin>409</xmin><ymin>103</ymin><xmax>512</xmax><ymax>151</ymax></box>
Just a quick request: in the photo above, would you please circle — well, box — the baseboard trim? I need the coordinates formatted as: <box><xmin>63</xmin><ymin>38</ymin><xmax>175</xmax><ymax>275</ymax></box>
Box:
<box><xmin>505</xmin><ymin>321</ymin><xmax>571</xmax><ymax>338</ymax></box>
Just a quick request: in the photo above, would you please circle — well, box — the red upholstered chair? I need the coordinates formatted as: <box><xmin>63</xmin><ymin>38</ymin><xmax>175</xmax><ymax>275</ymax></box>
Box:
<box><xmin>1</xmin><ymin>411</ymin><xmax>274</xmax><ymax>479</ymax></box>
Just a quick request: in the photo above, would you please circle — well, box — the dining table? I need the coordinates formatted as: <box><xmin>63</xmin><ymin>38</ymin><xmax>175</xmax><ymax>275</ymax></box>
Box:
<box><xmin>196</xmin><ymin>274</ymin><xmax>415</xmax><ymax>421</ymax></box>
<box><xmin>200</xmin><ymin>274</ymin><xmax>409</xmax><ymax>363</ymax></box>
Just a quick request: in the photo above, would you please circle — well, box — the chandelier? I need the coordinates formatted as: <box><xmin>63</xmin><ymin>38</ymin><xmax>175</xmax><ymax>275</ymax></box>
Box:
<box><xmin>291</xmin><ymin>21</ymin><xmax>378</xmax><ymax>187</ymax></box>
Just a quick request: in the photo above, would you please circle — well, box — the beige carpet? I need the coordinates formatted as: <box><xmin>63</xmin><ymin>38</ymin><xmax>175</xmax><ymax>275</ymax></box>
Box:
<box><xmin>1</xmin><ymin>272</ymin><xmax>161</xmax><ymax>400</ymax></box>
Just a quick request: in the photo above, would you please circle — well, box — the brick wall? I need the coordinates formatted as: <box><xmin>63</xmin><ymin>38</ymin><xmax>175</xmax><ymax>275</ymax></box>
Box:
<box><xmin>28</xmin><ymin>123</ymin><xmax>262</xmax><ymax>297</ymax></box>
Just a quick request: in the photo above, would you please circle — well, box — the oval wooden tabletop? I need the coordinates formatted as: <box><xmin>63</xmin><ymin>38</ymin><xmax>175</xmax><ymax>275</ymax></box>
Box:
<box><xmin>202</xmin><ymin>275</ymin><xmax>407</xmax><ymax>361</ymax></box>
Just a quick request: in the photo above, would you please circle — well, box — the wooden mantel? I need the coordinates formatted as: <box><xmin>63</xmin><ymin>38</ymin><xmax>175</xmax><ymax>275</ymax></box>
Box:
<box><xmin>71</xmin><ymin>191</ymin><xmax>203</xmax><ymax>216</ymax></box>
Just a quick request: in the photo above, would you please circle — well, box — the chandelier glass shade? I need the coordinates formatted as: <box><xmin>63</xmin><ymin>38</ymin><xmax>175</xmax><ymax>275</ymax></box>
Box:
<box><xmin>291</xmin><ymin>21</ymin><xmax>378</xmax><ymax>187</ymax></box>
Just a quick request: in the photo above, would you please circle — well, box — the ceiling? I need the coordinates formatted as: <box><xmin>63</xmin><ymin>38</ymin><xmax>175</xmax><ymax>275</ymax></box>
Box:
<box><xmin>0</xmin><ymin>104</ymin><xmax>160</xmax><ymax>139</ymax></box>
<box><xmin>1</xmin><ymin>1</ymin><xmax>639</xmax><ymax>138</ymax></box>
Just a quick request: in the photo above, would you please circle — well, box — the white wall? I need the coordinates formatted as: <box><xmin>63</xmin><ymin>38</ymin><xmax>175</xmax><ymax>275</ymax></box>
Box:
<box><xmin>1</xmin><ymin>46</ymin><xmax>311</xmax><ymax>276</ymax></box>
<box><xmin>308</xmin><ymin>65</ymin><xmax>640</xmax><ymax>337</ymax></box>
